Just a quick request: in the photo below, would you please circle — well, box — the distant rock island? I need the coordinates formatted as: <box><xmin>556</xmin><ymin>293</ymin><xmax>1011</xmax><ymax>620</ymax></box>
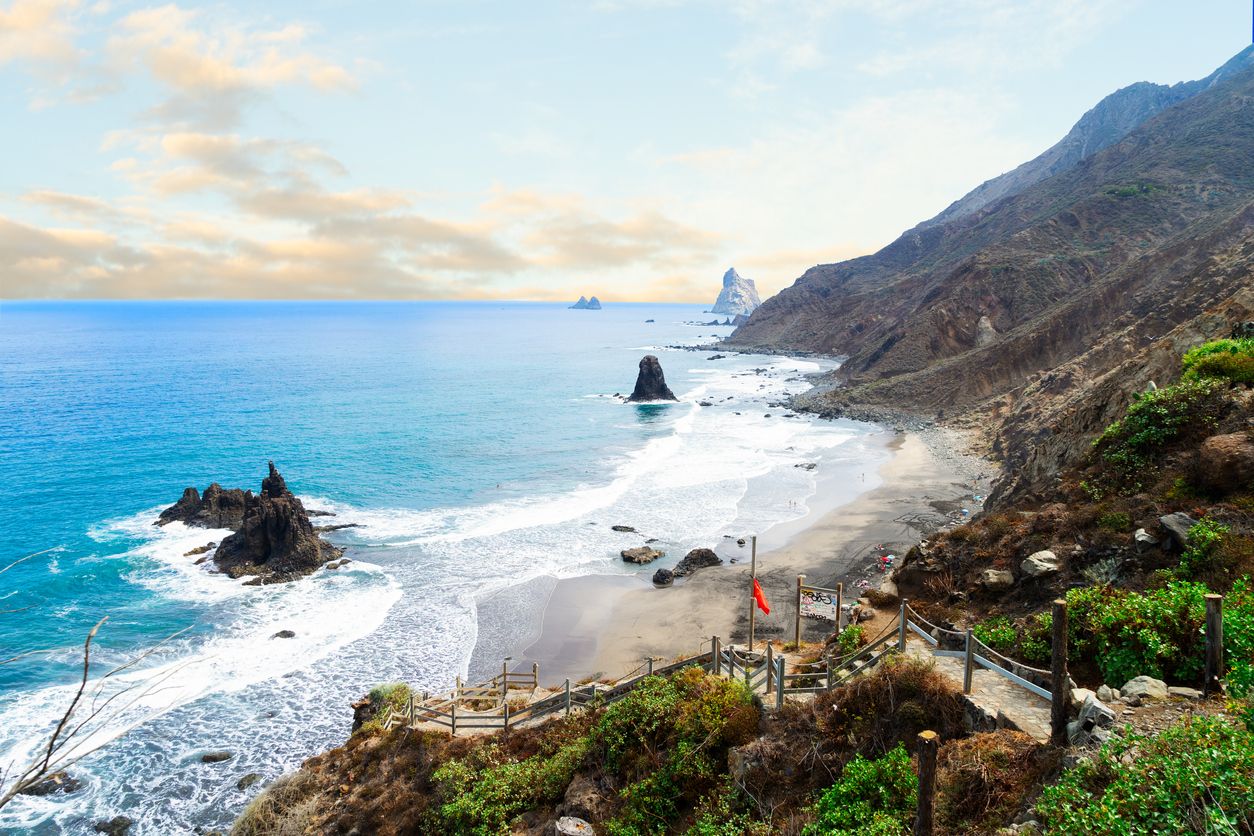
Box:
<box><xmin>569</xmin><ymin>296</ymin><xmax>602</xmax><ymax>310</ymax></box>
<box><xmin>710</xmin><ymin>268</ymin><xmax>761</xmax><ymax>316</ymax></box>
<box><xmin>157</xmin><ymin>462</ymin><xmax>342</xmax><ymax>584</ymax></box>
<box><xmin>626</xmin><ymin>355</ymin><xmax>678</xmax><ymax>402</ymax></box>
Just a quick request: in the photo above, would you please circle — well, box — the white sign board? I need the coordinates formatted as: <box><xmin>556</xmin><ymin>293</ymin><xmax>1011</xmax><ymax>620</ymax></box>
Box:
<box><xmin>800</xmin><ymin>586</ymin><xmax>839</xmax><ymax>622</ymax></box>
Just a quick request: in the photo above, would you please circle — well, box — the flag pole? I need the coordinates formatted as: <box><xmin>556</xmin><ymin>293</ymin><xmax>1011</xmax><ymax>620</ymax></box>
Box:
<box><xmin>748</xmin><ymin>535</ymin><xmax>757</xmax><ymax>652</ymax></box>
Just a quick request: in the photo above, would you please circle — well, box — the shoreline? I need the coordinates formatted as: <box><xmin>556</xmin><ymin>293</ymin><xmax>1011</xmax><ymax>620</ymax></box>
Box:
<box><xmin>483</xmin><ymin>425</ymin><xmax>994</xmax><ymax>685</ymax></box>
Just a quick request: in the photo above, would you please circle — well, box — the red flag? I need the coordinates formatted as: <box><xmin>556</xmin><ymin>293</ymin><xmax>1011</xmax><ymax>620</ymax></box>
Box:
<box><xmin>752</xmin><ymin>578</ymin><xmax>770</xmax><ymax>615</ymax></box>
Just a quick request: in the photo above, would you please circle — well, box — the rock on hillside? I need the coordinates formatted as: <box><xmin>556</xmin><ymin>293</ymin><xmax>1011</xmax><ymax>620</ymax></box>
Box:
<box><xmin>710</xmin><ymin>268</ymin><xmax>762</xmax><ymax>316</ymax></box>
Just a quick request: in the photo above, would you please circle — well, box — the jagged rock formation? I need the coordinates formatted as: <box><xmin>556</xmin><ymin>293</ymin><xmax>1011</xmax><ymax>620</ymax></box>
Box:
<box><xmin>157</xmin><ymin>462</ymin><xmax>341</xmax><ymax>584</ymax></box>
<box><xmin>710</xmin><ymin>268</ymin><xmax>761</xmax><ymax>316</ymax></box>
<box><xmin>729</xmin><ymin>50</ymin><xmax>1254</xmax><ymax>502</ymax></box>
<box><xmin>214</xmin><ymin>463</ymin><xmax>342</xmax><ymax>584</ymax></box>
<box><xmin>569</xmin><ymin>296</ymin><xmax>602</xmax><ymax>310</ymax></box>
<box><xmin>156</xmin><ymin>483</ymin><xmax>248</xmax><ymax>529</ymax></box>
<box><xmin>626</xmin><ymin>355</ymin><xmax>678</xmax><ymax>402</ymax></box>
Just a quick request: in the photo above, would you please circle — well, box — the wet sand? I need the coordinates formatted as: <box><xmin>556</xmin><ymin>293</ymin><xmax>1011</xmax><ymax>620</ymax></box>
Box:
<box><xmin>511</xmin><ymin>429</ymin><xmax>992</xmax><ymax>683</ymax></box>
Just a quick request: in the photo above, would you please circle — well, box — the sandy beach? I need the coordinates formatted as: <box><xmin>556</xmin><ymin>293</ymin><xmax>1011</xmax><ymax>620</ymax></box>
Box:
<box><xmin>495</xmin><ymin>427</ymin><xmax>995</xmax><ymax>685</ymax></box>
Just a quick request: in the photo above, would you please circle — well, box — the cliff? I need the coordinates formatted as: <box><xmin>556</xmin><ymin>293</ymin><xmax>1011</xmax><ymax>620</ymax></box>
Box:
<box><xmin>731</xmin><ymin>50</ymin><xmax>1254</xmax><ymax>499</ymax></box>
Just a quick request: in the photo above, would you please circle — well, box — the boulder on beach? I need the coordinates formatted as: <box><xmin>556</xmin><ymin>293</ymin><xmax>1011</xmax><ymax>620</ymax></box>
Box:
<box><xmin>673</xmin><ymin>548</ymin><xmax>722</xmax><ymax>577</ymax></box>
<box><xmin>621</xmin><ymin>546</ymin><xmax>664</xmax><ymax>564</ymax></box>
<box><xmin>626</xmin><ymin>355</ymin><xmax>678</xmax><ymax>402</ymax></box>
<box><xmin>652</xmin><ymin>568</ymin><xmax>674</xmax><ymax>586</ymax></box>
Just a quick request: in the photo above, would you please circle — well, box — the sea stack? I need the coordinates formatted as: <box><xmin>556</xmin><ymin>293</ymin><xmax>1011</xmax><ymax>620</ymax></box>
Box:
<box><xmin>626</xmin><ymin>355</ymin><xmax>678</xmax><ymax>402</ymax></box>
<box><xmin>157</xmin><ymin>462</ymin><xmax>342</xmax><ymax>584</ymax></box>
<box><xmin>569</xmin><ymin>295</ymin><xmax>603</xmax><ymax>310</ymax></box>
<box><xmin>710</xmin><ymin>268</ymin><xmax>761</xmax><ymax>317</ymax></box>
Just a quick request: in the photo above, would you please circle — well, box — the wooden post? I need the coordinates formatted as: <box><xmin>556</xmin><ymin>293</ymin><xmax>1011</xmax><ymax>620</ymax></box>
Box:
<box><xmin>1050</xmin><ymin>599</ymin><xmax>1069</xmax><ymax>746</ymax></box>
<box><xmin>765</xmin><ymin>642</ymin><xmax>774</xmax><ymax>693</ymax></box>
<box><xmin>712</xmin><ymin>635</ymin><xmax>722</xmax><ymax>676</ymax></box>
<box><xmin>775</xmin><ymin>655</ymin><xmax>785</xmax><ymax>711</ymax></box>
<box><xmin>647</xmin><ymin>656</ymin><xmax>654</xmax><ymax>676</ymax></box>
<box><xmin>450</xmin><ymin>699</ymin><xmax>457</xmax><ymax>736</ymax></box>
<box><xmin>502</xmin><ymin>659</ymin><xmax>509</xmax><ymax>701</ymax></box>
<box><xmin>455</xmin><ymin>674</ymin><xmax>462</xmax><ymax>700</ymax></box>
<box><xmin>407</xmin><ymin>692</ymin><xmax>414</xmax><ymax>727</ymax></box>
<box><xmin>795</xmin><ymin>574</ymin><xmax>805</xmax><ymax>648</ymax></box>
<box><xmin>564</xmin><ymin>678</ymin><xmax>572</xmax><ymax>715</ymax></box>
<box><xmin>914</xmin><ymin>730</ymin><xmax>938</xmax><ymax>836</ymax></box>
<box><xmin>898</xmin><ymin>599</ymin><xmax>908</xmax><ymax>651</ymax></box>
<box><xmin>503</xmin><ymin>700</ymin><xmax>510</xmax><ymax>731</ymax></box>
<box><xmin>836</xmin><ymin>581</ymin><xmax>844</xmax><ymax>631</ymax></box>
<box><xmin>532</xmin><ymin>661</ymin><xmax>539</xmax><ymax>688</ymax></box>
<box><xmin>963</xmin><ymin>628</ymin><xmax>975</xmax><ymax>694</ymax></box>
<box><xmin>1205</xmin><ymin>594</ymin><xmax>1224</xmax><ymax>697</ymax></box>
<box><xmin>748</xmin><ymin>535</ymin><xmax>758</xmax><ymax>652</ymax></box>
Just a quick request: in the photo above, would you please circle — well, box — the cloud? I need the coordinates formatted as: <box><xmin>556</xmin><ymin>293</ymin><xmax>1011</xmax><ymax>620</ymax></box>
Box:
<box><xmin>0</xmin><ymin>0</ymin><xmax>80</xmax><ymax>76</ymax></box>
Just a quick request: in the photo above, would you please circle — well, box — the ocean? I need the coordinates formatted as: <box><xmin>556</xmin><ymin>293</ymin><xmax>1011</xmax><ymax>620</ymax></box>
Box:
<box><xmin>0</xmin><ymin>301</ymin><xmax>885</xmax><ymax>833</ymax></box>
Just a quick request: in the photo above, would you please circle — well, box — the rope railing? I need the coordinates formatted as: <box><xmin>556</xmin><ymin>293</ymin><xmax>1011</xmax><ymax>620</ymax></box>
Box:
<box><xmin>969</xmin><ymin>635</ymin><xmax>1052</xmax><ymax>679</ymax></box>
<box><xmin>904</xmin><ymin>604</ymin><xmax>966</xmax><ymax>638</ymax></box>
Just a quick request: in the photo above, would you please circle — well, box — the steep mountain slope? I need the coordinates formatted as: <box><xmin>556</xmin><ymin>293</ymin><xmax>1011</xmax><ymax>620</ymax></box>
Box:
<box><xmin>732</xmin><ymin>58</ymin><xmax>1253</xmax><ymax>385</ymax></box>
<box><xmin>920</xmin><ymin>47</ymin><xmax>1254</xmax><ymax>229</ymax></box>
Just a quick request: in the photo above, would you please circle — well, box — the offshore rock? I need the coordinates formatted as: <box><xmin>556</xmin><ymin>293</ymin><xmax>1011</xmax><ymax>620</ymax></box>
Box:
<box><xmin>211</xmin><ymin>462</ymin><xmax>342</xmax><ymax>584</ymax></box>
<box><xmin>568</xmin><ymin>296</ymin><xmax>602</xmax><ymax>310</ymax></box>
<box><xmin>626</xmin><ymin>355</ymin><xmax>678</xmax><ymax>402</ymax></box>
<box><xmin>673</xmin><ymin>548</ymin><xmax>722</xmax><ymax>577</ymax></box>
<box><xmin>710</xmin><ymin>267</ymin><xmax>762</xmax><ymax>316</ymax></box>
<box><xmin>157</xmin><ymin>483</ymin><xmax>248</xmax><ymax>529</ymax></box>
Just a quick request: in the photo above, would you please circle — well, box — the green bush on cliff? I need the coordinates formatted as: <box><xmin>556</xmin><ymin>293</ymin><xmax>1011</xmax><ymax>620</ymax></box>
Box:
<box><xmin>973</xmin><ymin>616</ymin><xmax>1017</xmax><ymax>656</ymax></box>
<box><xmin>1182</xmin><ymin>337</ymin><xmax>1254</xmax><ymax>384</ymax></box>
<box><xmin>1037</xmin><ymin>715</ymin><xmax>1254</xmax><ymax>835</ymax></box>
<box><xmin>802</xmin><ymin>744</ymin><xmax>916</xmax><ymax>836</ymax></box>
<box><xmin>358</xmin><ymin>682</ymin><xmax>412</xmax><ymax>733</ymax></box>
<box><xmin>1178</xmin><ymin>518</ymin><xmax>1230</xmax><ymax>580</ymax></box>
<box><xmin>1092</xmin><ymin>379</ymin><xmax>1226</xmax><ymax>488</ymax></box>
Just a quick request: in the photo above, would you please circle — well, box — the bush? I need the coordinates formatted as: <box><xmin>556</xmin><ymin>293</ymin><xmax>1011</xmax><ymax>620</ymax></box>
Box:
<box><xmin>802</xmin><ymin>745</ymin><xmax>916</xmax><ymax>836</ymax></box>
<box><xmin>1036</xmin><ymin>715</ymin><xmax>1254</xmax><ymax>834</ymax></box>
<box><xmin>937</xmin><ymin>731</ymin><xmax>1058</xmax><ymax>835</ymax></box>
<box><xmin>1065</xmin><ymin>581</ymin><xmax>1209</xmax><ymax>685</ymax></box>
<box><xmin>1178</xmin><ymin>518</ymin><xmax>1230</xmax><ymax>580</ymax></box>
<box><xmin>1225</xmin><ymin>577</ymin><xmax>1254</xmax><ymax>698</ymax></box>
<box><xmin>1092</xmin><ymin>379</ymin><xmax>1227</xmax><ymax>489</ymax></box>
<box><xmin>357</xmin><ymin>682</ymin><xmax>412</xmax><ymax>734</ymax></box>
<box><xmin>834</xmin><ymin>625</ymin><xmax>866</xmax><ymax>658</ymax></box>
<box><xmin>817</xmin><ymin>657</ymin><xmax>965</xmax><ymax>756</ymax></box>
<box><xmin>1096</xmin><ymin>511</ymin><xmax>1131</xmax><ymax>532</ymax></box>
<box><xmin>1182</xmin><ymin>337</ymin><xmax>1254</xmax><ymax>384</ymax></box>
<box><xmin>973</xmin><ymin>616</ymin><xmax>1017</xmax><ymax>656</ymax></box>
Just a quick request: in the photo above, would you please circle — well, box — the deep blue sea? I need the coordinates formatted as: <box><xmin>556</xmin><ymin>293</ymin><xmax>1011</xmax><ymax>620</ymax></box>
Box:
<box><xmin>0</xmin><ymin>301</ymin><xmax>883</xmax><ymax>833</ymax></box>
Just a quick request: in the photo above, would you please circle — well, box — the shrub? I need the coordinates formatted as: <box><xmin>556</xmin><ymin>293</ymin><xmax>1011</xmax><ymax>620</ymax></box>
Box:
<box><xmin>834</xmin><ymin>625</ymin><xmax>866</xmax><ymax>658</ymax></box>
<box><xmin>357</xmin><ymin>682</ymin><xmax>412</xmax><ymax>733</ymax></box>
<box><xmin>937</xmin><ymin>731</ymin><xmax>1058</xmax><ymax>835</ymax></box>
<box><xmin>817</xmin><ymin>657</ymin><xmax>965</xmax><ymax>756</ymax></box>
<box><xmin>1181</xmin><ymin>337</ymin><xmax>1254</xmax><ymax>385</ymax></box>
<box><xmin>1226</xmin><ymin>577</ymin><xmax>1254</xmax><ymax>698</ymax></box>
<box><xmin>1092</xmin><ymin>379</ymin><xmax>1227</xmax><ymax>489</ymax></box>
<box><xmin>1178</xmin><ymin>518</ymin><xmax>1230</xmax><ymax>580</ymax></box>
<box><xmin>973</xmin><ymin>616</ymin><xmax>1017</xmax><ymax>656</ymax></box>
<box><xmin>231</xmin><ymin>770</ymin><xmax>322</xmax><ymax>836</ymax></box>
<box><xmin>1065</xmin><ymin>581</ymin><xmax>1209</xmax><ymax>685</ymax></box>
<box><xmin>1019</xmin><ymin>612</ymin><xmax>1053</xmax><ymax>666</ymax></box>
<box><xmin>1096</xmin><ymin>511</ymin><xmax>1131</xmax><ymax>532</ymax></box>
<box><xmin>802</xmin><ymin>744</ymin><xmax>916</xmax><ymax>836</ymax></box>
<box><xmin>1036</xmin><ymin>715</ymin><xmax>1254</xmax><ymax>835</ymax></box>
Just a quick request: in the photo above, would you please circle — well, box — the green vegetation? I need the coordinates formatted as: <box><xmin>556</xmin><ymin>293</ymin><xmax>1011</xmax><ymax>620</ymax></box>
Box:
<box><xmin>802</xmin><ymin>745</ymin><xmax>916</xmax><ymax>836</ymax></box>
<box><xmin>1182</xmin><ymin>337</ymin><xmax>1254</xmax><ymax>385</ymax></box>
<box><xmin>834</xmin><ymin>624</ymin><xmax>866</xmax><ymax>657</ymax></box>
<box><xmin>1096</xmin><ymin>511</ymin><xmax>1131</xmax><ymax>532</ymax></box>
<box><xmin>1178</xmin><ymin>518</ymin><xmax>1230</xmax><ymax>580</ymax></box>
<box><xmin>973</xmin><ymin>615</ymin><xmax>1017</xmax><ymax>655</ymax></box>
<box><xmin>357</xmin><ymin>682</ymin><xmax>411</xmax><ymax>734</ymax></box>
<box><xmin>1037</xmin><ymin>715</ymin><xmax>1254</xmax><ymax>835</ymax></box>
<box><xmin>1104</xmin><ymin>182</ymin><xmax>1162</xmax><ymax>198</ymax></box>
<box><xmin>423</xmin><ymin>668</ymin><xmax>762</xmax><ymax>835</ymax></box>
<box><xmin>1092</xmin><ymin>378</ymin><xmax>1226</xmax><ymax>489</ymax></box>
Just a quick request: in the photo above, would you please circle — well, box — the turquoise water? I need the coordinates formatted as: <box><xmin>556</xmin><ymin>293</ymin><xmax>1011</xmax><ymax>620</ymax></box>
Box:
<box><xmin>0</xmin><ymin>301</ymin><xmax>882</xmax><ymax>833</ymax></box>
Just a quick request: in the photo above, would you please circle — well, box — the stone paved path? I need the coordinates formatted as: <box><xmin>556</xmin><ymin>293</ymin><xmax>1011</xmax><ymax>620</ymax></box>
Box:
<box><xmin>903</xmin><ymin>637</ymin><xmax>1051</xmax><ymax>741</ymax></box>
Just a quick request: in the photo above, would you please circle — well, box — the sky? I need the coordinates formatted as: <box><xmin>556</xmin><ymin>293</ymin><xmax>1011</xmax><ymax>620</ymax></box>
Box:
<box><xmin>0</xmin><ymin>1</ymin><xmax>1249</xmax><ymax>302</ymax></box>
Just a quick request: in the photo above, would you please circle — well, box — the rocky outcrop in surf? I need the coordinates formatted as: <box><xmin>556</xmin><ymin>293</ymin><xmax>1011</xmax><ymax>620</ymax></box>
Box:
<box><xmin>710</xmin><ymin>268</ymin><xmax>761</xmax><ymax>316</ymax></box>
<box><xmin>156</xmin><ymin>483</ymin><xmax>248</xmax><ymax>529</ymax></box>
<box><xmin>157</xmin><ymin>462</ymin><xmax>341</xmax><ymax>584</ymax></box>
<box><xmin>569</xmin><ymin>296</ymin><xmax>603</xmax><ymax>310</ymax></box>
<box><xmin>626</xmin><ymin>355</ymin><xmax>678</xmax><ymax>402</ymax></box>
